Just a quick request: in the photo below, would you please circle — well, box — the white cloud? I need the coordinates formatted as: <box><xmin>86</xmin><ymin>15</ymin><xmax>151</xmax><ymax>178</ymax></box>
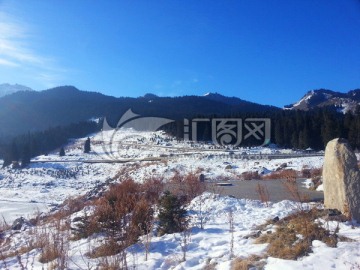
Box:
<box><xmin>0</xmin><ymin>11</ymin><xmax>65</xmax><ymax>87</ymax></box>
<box><xmin>0</xmin><ymin>58</ymin><xmax>18</xmax><ymax>67</ymax></box>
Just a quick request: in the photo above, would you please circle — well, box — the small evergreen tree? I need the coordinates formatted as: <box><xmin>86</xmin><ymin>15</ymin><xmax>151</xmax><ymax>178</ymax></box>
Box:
<box><xmin>21</xmin><ymin>143</ymin><xmax>31</xmax><ymax>168</ymax></box>
<box><xmin>157</xmin><ymin>191</ymin><xmax>187</xmax><ymax>236</ymax></box>
<box><xmin>59</xmin><ymin>147</ymin><xmax>65</xmax><ymax>156</ymax></box>
<box><xmin>84</xmin><ymin>137</ymin><xmax>91</xmax><ymax>153</ymax></box>
<box><xmin>10</xmin><ymin>140</ymin><xmax>19</xmax><ymax>162</ymax></box>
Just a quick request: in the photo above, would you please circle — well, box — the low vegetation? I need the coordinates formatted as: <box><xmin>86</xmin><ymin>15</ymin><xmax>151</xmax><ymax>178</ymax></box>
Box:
<box><xmin>256</xmin><ymin>208</ymin><xmax>350</xmax><ymax>260</ymax></box>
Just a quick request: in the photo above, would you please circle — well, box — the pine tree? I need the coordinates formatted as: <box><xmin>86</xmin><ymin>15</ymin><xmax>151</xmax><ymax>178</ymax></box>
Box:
<box><xmin>10</xmin><ymin>140</ymin><xmax>19</xmax><ymax>162</ymax></box>
<box><xmin>21</xmin><ymin>143</ymin><xmax>31</xmax><ymax>168</ymax></box>
<box><xmin>157</xmin><ymin>191</ymin><xmax>187</xmax><ymax>236</ymax></box>
<box><xmin>59</xmin><ymin>147</ymin><xmax>65</xmax><ymax>156</ymax></box>
<box><xmin>84</xmin><ymin>137</ymin><xmax>91</xmax><ymax>153</ymax></box>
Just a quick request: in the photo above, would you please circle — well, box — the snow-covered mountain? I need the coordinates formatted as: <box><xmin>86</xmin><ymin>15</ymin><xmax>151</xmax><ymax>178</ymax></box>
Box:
<box><xmin>285</xmin><ymin>89</ymin><xmax>360</xmax><ymax>113</ymax></box>
<box><xmin>0</xmin><ymin>83</ymin><xmax>33</xmax><ymax>98</ymax></box>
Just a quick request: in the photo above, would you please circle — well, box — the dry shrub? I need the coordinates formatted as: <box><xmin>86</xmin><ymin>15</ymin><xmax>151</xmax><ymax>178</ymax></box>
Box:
<box><xmin>44</xmin><ymin>195</ymin><xmax>86</xmax><ymax>225</ymax></box>
<box><xmin>0</xmin><ymin>221</ymin><xmax>70</xmax><ymax>266</ymax></box>
<box><xmin>232</xmin><ymin>258</ymin><xmax>252</xmax><ymax>270</ymax></box>
<box><xmin>141</xmin><ymin>176</ymin><xmax>165</xmax><ymax>204</ymax></box>
<box><xmin>183</xmin><ymin>173</ymin><xmax>206</xmax><ymax>200</ymax></box>
<box><xmin>231</xmin><ymin>255</ymin><xmax>263</xmax><ymax>270</ymax></box>
<box><xmin>241</xmin><ymin>171</ymin><xmax>261</xmax><ymax>180</ymax></box>
<box><xmin>88</xmin><ymin>178</ymin><xmax>155</xmax><ymax>258</ymax></box>
<box><xmin>0</xmin><ymin>240</ymin><xmax>37</xmax><ymax>262</ymax></box>
<box><xmin>37</xmin><ymin>222</ymin><xmax>69</xmax><ymax>268</ymax></box>
<box><xmin>310</xmin><ymin>168</ymin><xmax>322</xmax><ymax>178</ymax></box>
<box><xmin>88</xmin><ymin>239</ymin><xmax>123</xmax><ymax>258</ymax></box>
<box><xmin>63</xmin><ymin>196</ymin><xmax>86</xmax><ymax>214</ymax></box>
<box><xmin>262</xmin><ymin>169</ymin><xmax>297</xmax><ymax>180</ymax></box>
<box><xmin>168</xmin><ymin>172</ymin><xmax>206</xmax><ymax>202</ymax></box>
<box><xmin>255</xmin><ymin>183</ymin><xmax>270</xmax><ymax>206</ymax></box>
<box><xmin>114</xmin><ymin>164</ymin><xmax>141</xmax><ymax>181</ymax></box>
<box><xmin>282</xmin><ymin>180</ymin><xmax>309</xmax><ymax>204</ymax></box>
<box><xmin>97</xmin><ymin>253</ymin><xmax>127</xmax><ymax>270</ymax></box>
<box><xmin>310</xmin><ymin>168</ymin><xmax>322</xmax><ymax>190</ymax></box>
<box><xmin>301</xmin><ymin>168</ymin><xmax>311</xmax><ymax>178</ymax></box>
<box><xmin>256</xmin><ymin>209</ymin><xmax>338</xmax><ymax>260</ymax></box>
<box><xmin>0</xmin><ymin>217</ymin><xmax>9</xmax><ymax>232</ymax></box>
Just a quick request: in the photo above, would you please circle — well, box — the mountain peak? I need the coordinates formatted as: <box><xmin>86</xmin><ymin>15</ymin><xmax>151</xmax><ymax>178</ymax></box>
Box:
<box><xmin>142</xmin><ymin>93</ymin><xmax>159</xmax><ymax>99</ymax></box>
<box><xmin>285</xmin><ymin>88</ymin><xmax>359</xmax><ymax>113</ymax></box>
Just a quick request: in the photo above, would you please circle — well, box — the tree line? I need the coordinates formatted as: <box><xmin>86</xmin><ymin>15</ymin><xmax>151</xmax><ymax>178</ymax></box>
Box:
<box><xmin>2</xmin><ymin>107</ymin><xmax>360</xmax><ymax>168</ymax></box>
<box><xmin>0</xmin><ymin>121</ymin><xmax>100</xmax><ymax>167</ymax></box>
<box><xmin>163</xmin><ymin>107</ymin><xmax>360</xmax><ymax>151</ymax></box>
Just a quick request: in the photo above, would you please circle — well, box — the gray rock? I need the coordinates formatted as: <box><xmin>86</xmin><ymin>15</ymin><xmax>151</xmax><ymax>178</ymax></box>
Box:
<box><xmin>323</xmin><ymin>138</ymin><xmax>360</xmax><ymax>222</ymax></box>
<box><xmin>11</xmin><ymin>217</ymin><xmax>32</xmax><ymax>230</ymax></box>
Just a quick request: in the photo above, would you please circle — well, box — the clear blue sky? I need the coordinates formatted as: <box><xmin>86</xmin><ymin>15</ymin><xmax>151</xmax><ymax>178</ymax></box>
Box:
<box><xmin>0</xmin><ymin>0</ymin><xmax>359</xmax><ymax>107</ymax></box>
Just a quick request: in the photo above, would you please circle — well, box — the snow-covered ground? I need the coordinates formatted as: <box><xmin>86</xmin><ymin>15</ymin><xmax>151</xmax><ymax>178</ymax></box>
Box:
<box><xmin>0</xmin><ymin>129</ymin><xmax>359</xmax><ymax>269</ymax></box>
<box><xmin>0</xmin><ymin>129</ymin><xmax>324</xmax><ymax>223</ymax></box>
<box><xmin>1</xmin><ymin>193</ymin><xmax>359</xmax><ymax>270</ymax></box>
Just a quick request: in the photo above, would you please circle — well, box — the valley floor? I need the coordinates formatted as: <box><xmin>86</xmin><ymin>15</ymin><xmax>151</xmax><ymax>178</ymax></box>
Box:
<box><xmin>0</xmin><ymin>129</ymin><xmax>359</xmax><ymax>269</ymax></box>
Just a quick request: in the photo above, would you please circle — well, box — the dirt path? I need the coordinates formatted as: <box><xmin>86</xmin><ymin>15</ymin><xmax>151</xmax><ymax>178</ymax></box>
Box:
<box><xmin>208</xmin><ymin>179</ymin><xmax>323</xmax><ymax>202</ymax></box>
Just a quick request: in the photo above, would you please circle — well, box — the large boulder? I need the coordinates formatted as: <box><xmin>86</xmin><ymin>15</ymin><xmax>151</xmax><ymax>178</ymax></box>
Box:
<box><xmin>323</xmin><ymin>138</ymin><xmax>360</xmax><ymax>221</ymax></box>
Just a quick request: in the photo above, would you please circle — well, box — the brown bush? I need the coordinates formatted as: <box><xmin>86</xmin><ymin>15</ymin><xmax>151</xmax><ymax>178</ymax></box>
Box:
<box><xmin>142</xmin><ymin>176</ymin><xmax>165</xmax><ymax>204</ymax></box>
<box><xmin>241</xmin><ymin>171</ymin><xmax>261</xmax><ymax>180</ymax></box>
<box><xmin>87</xmin><ymin>178</ymin><xmax>156</xmax><ymax>259</ymax></box>
<box><xmin>168</xmin><ymin>172</ymin><xmax>206</xmax><ymax>202</ymax></box>
<box><xmin>310</xmin><ymin>168</ymin><xmax>322</xmax><ymax>178</ymax></box>
<box><xmin>301</xmin><ymin>168</ymin><xmax>311</xmax><ymax>178</ymax></box>
<box><xmin>94</xmin><ymin>179</ymin><xmax>141</xmax><ymax>238</ymax></box>
<box><xmin>262</xmin><ymin>169</ymin><xmax>297</xmax><ymax>180</ymax></box>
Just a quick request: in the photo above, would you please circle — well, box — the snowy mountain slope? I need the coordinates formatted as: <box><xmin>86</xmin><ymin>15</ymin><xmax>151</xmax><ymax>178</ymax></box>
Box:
<box><xmin>285</xmin><ymin>89</ymin><xmax>360</xmax><ymax>113</ymax></box>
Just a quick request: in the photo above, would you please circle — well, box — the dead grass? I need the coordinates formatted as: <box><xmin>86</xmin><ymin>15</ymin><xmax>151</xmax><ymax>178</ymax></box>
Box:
<box><xmin>231</xmin><ymin>255</ymin><xmax>264</xmax><ymax>270</ymax></box>
<box><xmin>256</xmin><ymin>209</ymin><xmax>340</xmax><ymax>260</ymax></box>
<box><xmin>255</xmin><ymin>183</ymin><xmax>270</xmax><ymax>207</ymax></box>
<box><xmin>88</xmin><ymin>239</ymin><xmax>124</xmax><ymax>258</ymax></box>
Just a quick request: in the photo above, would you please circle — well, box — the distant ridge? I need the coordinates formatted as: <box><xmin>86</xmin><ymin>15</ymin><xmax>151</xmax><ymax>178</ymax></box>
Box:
<box><xmin>0</xmin><ymin>83</ymin><xmax>33</xmax><ymax>98</ymax></box>
<box><xmin>0</xmin><ymin>85</ymin><xmax>278</xmax><ymax>136</ymax></box>
<box><xmin>285</xmin><ymin>88</ymin><xmax>360</xmax><ymax>113</ymax></box>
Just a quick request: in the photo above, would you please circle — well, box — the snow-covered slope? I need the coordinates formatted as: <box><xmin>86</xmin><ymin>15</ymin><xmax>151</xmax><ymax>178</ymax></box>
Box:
<box><xmin>285</xmin><ymin>89</ymin><xmax>360</xmax><ymax>113</ymax></box>
<box><xmin>0</xmin><ymin>129</ymin><xmax>359</xmax><ymax>269</ymax></box>
<box><xmin>0</xmin><ymin>128</ymin><xmax>324</xmax><ymax>223</ymax></box>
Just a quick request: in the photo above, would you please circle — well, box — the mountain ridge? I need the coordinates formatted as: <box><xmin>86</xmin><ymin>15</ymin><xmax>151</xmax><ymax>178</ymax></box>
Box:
<box><xmin>0</xmin><ymin>83</ymin><xmax>33</xmax><ymax>98</ymax></box>
<box><xmin>285</xmin><ymin>88</ymin><xmax>360</xmax><ymax>113</ymax></box>
<box><xmin>0</xmin><ymin>85</ymin><xmax>278</xmax><ymax>137</ymax></box>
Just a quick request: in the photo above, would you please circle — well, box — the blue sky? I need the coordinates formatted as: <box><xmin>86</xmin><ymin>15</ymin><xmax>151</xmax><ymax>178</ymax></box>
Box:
<box><xmin>0</xmin><ymin>0</ymin><xmax>359</xmax><ymax>107</ymax></box>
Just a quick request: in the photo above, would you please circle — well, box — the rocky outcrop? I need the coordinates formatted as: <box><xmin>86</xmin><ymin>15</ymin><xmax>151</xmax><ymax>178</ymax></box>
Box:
<box><xmin>11</xmin><ymin>217</ymin><xmax>32</xmax><ymax>230</ymax></box>
<box><xmin>323</xmin><ymin>138</ymin><xmax>360</xmax><ymax>221</ymax></box>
